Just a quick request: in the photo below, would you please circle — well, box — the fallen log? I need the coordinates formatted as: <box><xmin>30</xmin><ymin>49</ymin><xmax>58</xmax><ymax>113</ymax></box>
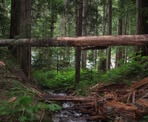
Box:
<box><xmin>43</xmin><ymin>94</ymin><xmax>96</xmax><ymax>102</ymax></box>
<box><xmin>131</xmin><ymin>77</ymin><xmax>148</xmax><ymax>89</ymax></box>
<box><xmin>0</xmin><ymin>34</ymin><xmax>148</xmax><ymax>47</ymax></box>
<box><xmin>105</xmin><ymin>101</ymin><xmax>138</xmax><ymax>112</ymax></box>
<box><xmin>57</xmin><ymin>35</ymin><xmax>148</xmax><ymax>46</ymax></box>
<box><xmin>85</xmin><ymin>115</ymin><xmax>105</xmax><ymax>120</ymax></box>
<box><xmin>136</xmin><ymin>99</ymin><xmax>148</xmax><ymax>109</ymax></box>
<box><xmin>81</xmin><ymin>46</ymin><xmax>107</xmax><ymax>50</ymax></box>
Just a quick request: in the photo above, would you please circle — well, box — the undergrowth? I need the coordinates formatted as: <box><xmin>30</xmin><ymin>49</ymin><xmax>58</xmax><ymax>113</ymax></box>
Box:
<box><xmin>0</xmin><ymin>48</ymin><xmax>61</xmax><ymax>122</ymax></box>
<box><xmin>33</xmin><ymin>55</ymin><xmax>148</xmax><ymax>95</ymax></box>
<box><xmin>100</xmin><ymin>57</ymin><xmax>148</xmax><ymax>84</ymax></box>
<box><xmin>0</xmin><ymin>48</ymin><xmax>148</xmax><ymax>121</ymax></box>
<box><xmin>33</xmin><ymin>70</ymin><xmax>75</xmax><ymax>90</ymax></box>
<box><xmin>0</xmin><ymin>78</ymin><xmax>61</xmax><ymax>122</ymax></box>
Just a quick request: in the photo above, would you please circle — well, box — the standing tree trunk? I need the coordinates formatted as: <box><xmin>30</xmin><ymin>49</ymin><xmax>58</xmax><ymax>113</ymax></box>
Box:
<box><xmin>0</xmin><ymin>0</ymin><xmax>7</xmax><ymax>37</ymax></box>
<box><xmin>75</xmin><ymin>0</ymin><xmax>83</xmax><ymax>83</ymax></box>
<box><xmin>115</xmin><ymin>0</ymin><xmax>124</xmax><ymax>67</ymax></box>
<box><xmin>106</xmin><ymin>0</ymin><xmax>112</xmax><ymax>70</ymax></box>
<box><xmin>123</xmin><ymin>11</ymin><xmax>129</xmax><ymax>63</ymax></box>
<box><xmin>10</xmin><ymin>0</ymin><xmax>31</xmax><ymax>79</ymax></box>
<box><xmin>136</xmin><ymin>0</ymin><xmax>142</xmax><ymax>35</ymax></box>
<box><xmin>48</xmin><ymin>0</ymin><xmax>55</xmax><ymax>38</ymax></box>
<box><xmin>136</xmin><ymin>0</ymin><xmax>148</xmax><ymax>56</ymax></box>
<box><xmin>50</xmin><ymin>12</ymin><xmax>55</xmax><ymax>38</ymax></box>
<box><xmin>64</xmin><ymin>0</ymin><xmax>72</xmax><ymax>65</ymax></box>
<box><xmin>98</xmin><ymin>0</ymin><xmax>107</xmax><ymax>72</ymax></box>
<box><xmin>81</xmin><ymin>0</ymin><xmax>88</xmax><ymax>69</ymax></box>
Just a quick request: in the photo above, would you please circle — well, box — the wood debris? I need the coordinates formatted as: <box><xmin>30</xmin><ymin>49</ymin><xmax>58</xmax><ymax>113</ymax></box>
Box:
<box><xmin>8</xmin><ymin>97</ymin><xmax>17</xmax><ymax>103</ymax></box>
<box><xmin>0</xmin><ymin>61</ymin><xmax>5</xmax><ymax>67</ymax></box>
<box><xmin>42</xmin><ymin>77</ymin><xmax>148</xmax><ymax>121</ymax></box>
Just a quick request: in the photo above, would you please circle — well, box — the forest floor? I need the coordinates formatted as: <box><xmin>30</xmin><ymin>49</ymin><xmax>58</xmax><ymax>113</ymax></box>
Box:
<box><xmin>0</xmin><ymin>49</ymin><xmax>148</xmax><ymax>122</ymax></box>
<box><xmin>43</xmin><ymin>77</ymin><xmax>148</xmax><ymax>122</ymax></box>
<box><xmin>0</xmin><ymin>52</ymin><xmax>53</xmax><ymax>122</ymax></box>
<box><xmin>1</xmin><ymin>60</ymin><xmax>148</xmax><ymax>122</ymax></box>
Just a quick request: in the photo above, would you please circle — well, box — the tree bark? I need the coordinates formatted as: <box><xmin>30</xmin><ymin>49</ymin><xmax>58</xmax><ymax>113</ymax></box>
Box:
<box><xmin>136</xmin><ymin>0</ymin><xmax>142</xmax><ymax>34</ymax></box>
<box><xmin>0</xmin><ymin>0</ymin><xmax>7</xmax><ymax>37</ymax></box>
<box><xmin>98</xmin><ymin>0</ymin><xmax>107</xmax><ymax>72</ymax></box>
<box><xmin>75</xmin><ymin>0</ymin><xmax>83</xmax><ymax>83</ymax></box>
<box><xmin>115</xmin><ymin>0</ymin><xmax>124</xmax><ymax>67</ymax></box>
<box><xmin>81</xmin><ymin>0</ymin><xmax>88</xmax><ymax>69</ymax></box>
<box><xmin>136</xmin><ymin>0</ymin><xmax>148</xmax><ymax>56</ymax></box>
<box><xmin>0</xmin><ymin>35</ymin><xmax>148</xmax><ymax>47</ymax></box>
<box><xmin>106</xmin><ymin>0</ymin><xmax>112</xmax><ymax>70</ymax></box>
<box><xmin>50</xmin><ymin>11</ymin><xmax>55</xmax><ymax>38</ymax></box>
<box><xmin>10</xmin><ymin>0</ymin><xmax>31</xmax><ymax>79</ymax></box>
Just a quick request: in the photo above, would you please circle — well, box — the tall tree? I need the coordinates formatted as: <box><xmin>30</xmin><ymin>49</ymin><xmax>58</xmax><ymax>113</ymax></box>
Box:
<box><xmin>0</xmin><ymin>0</ymin><xmax>9</xmax><ymax>37</ymax></box>
<box><xmin>10</xmin><ymin>0</ymin><xmax>32</xmax><ymax>79</ymax></box>
<box><xmin>47</xmin><ymin>0</ymin><xmax>64</xmax><ymax>37</ymax></box>
<box><xmin>98</xmin><ymin>0</ymin><xmax>107</xmax><ymax>72</ymax></box>
<box><xmin>81</xmin><ymin>0</ymin><xmax>88</xmax><ymax>69</ymax></box>
<box><xmin>75</xmin><ymin>0</ymin><xmax>83</xmax><ymax>83</ymax></box>
<box><xmin>136</xmin><ymin>0</ymin><xmax>148</xmax><ymax>56</ymax></box>
<box><xmin>115</xmin><ymin>0</ymin><xmax>124</xmax><ymax>67</ymax></box>
<box><xmin>64</xmin><ymin>0</ymin><xmax>73</xmax><ymax>64</ymax></box>
<box><xmin>106</xmin><ymin>0</ymin><xmax>112</xmax><ymax>70</ymax></box>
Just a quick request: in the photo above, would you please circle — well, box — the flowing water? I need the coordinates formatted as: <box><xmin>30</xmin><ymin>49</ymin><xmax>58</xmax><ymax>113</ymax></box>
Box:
<box><xmin>47</xmin><ymin>91</ymin><xmax>97</xmax><ymax>122</ymax></box>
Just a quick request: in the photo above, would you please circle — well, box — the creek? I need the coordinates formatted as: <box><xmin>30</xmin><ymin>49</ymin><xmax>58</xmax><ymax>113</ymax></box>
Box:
<box><xmin>47</xmin><ymin>91</ymin><xmax>99</xmax><ymax>122</ymax></box>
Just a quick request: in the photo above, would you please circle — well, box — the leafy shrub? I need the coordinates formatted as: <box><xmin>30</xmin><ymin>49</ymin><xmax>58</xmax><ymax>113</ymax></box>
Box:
<box><xmin>33</xmin><ymin>69</ymin><xmax>75</xmax><ymax>89</ymax></box>
<box><xmin>99</xmin><ymin>56</ymin><xmax>148</xmax><ymax>83</ymax></box>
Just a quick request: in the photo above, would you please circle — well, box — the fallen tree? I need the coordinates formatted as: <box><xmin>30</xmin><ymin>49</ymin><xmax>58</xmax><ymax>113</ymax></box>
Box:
<box><xmin>0</xmin><ymin>34</ymin><xmax>148</xmax><ymax>47</ymax></box>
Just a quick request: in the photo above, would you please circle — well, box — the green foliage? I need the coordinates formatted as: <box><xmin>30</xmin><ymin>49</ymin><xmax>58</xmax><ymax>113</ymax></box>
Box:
<box><xmin>0</xmin><ymin>1</ymin><xmax>10</xmax><ymax>37</ymax></box>
<box><xmin>37</xmin><ymin>102</ymin><xmax>62</xmax><ymax>112</ymax></box>
<box><xmin>47</xmin><ymin>0</ymin><xmax>64</xmax><ymax>13</ymax></box>
<box><xmin>100</xmin><ymin>55</ymin><xmax>148</xmax><ymax>83</ymax></box>
<box><xmin>48</xmin><ymin>103</ymin><xmax>62</xmax><ymax>111</ymax></box>
<box><xmin>0</xmin><ymin>47</ymin><xmax>63</xmax><ymax>121</ymax></box>
<box><xmin>0</xmin><ymin>96</ymin><xmax>37</xmax><ymax>122</ymax></box>
<box><xmin>33</xmin><ymin>69</ymin><xmax>75</xmax><ymax>90</ymax></box>
<box><xmin>78</xmin><ymin>56</ymin><xmax>148</xmax><ymax>95</ymax></box>
<box><xmin>80</xmin><ymin>70</ymin><xmax>98</xmax><ymax>83</ymax></box>
<box><xmin>33</xmin><ymin>68</ymin><xmax>99</xmax><ymax>95</ymax></box>
<box><xmin>32</xmin><ymin>0</ymin><xmax>64</xmax><ymax>38</ymax></box>
<box><xmin>76</xmin><ymin>80</ymin><xmax>91</xmax><ymax>96</ymax></box>
<box><xmin>0</xmin><ymin>95</ymin><xmax>60</xmax><ymax>122</ymax></box>
<box><xmin>33</xmin><ymin>54</ymin><xmax>148</xmax><ymax>95</ymax></box>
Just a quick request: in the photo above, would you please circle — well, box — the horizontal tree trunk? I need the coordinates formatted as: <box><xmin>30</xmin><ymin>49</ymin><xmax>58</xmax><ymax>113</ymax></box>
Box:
<box><xmin>0</xmin><ymin>34</ymin><xmax>148</xmax><ymax>47</ymax></box>
<box><xmin>43</xmin><ymin>94</ymin><xmax>95</xmax><ymax>102</ymax></box>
